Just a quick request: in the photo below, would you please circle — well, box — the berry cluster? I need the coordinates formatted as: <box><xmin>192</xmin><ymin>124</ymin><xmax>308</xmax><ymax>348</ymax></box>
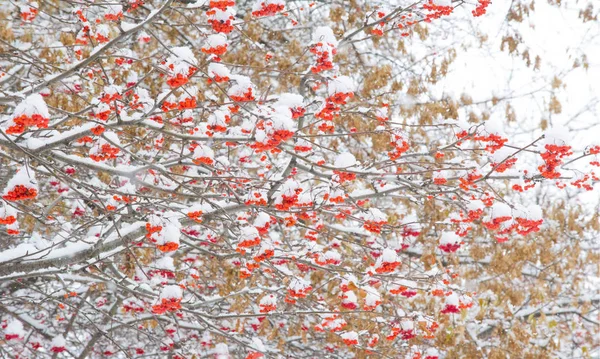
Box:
<box><xmin>310</xmin><ymin>42</ymin><xmax>336</xmax><ymax>73</ymax></box>
<box><xmin>151</xmin><ymin>298</ymin><xmax>182</xmax><ymax>314</ymax></box>
<box><xmin>252</xmin><ymin>1</ymin><xmax>285</xmax><ymax>17</ymax></box>
<box><xmin>3</xmin><ymin>185</ymin><xmax>37</xmax><ymax>202</ymax></box>
<box><xmin>538</xmin><ymin>144</ymin><xmax>572</xmax><ymax>179</ymax></box>
<box><xmin>6</xmin><ymin>114</ymin><xmax>49</xmax><ymax>134</ymax></box>
<box><xmin>422</xmin><ymin>1</ymin><xmax>453</xmax><ymax>22</ymax></box>
<box><xmin>209</xmin><ymin>0</ymin><xmax>234</xmax><ymax>10</ymax></box>
<box><xmin>472</xmin><ymin>0</ymin><xmax>491</xmax><ymax>17</ymax></box>
<box><xmin>89</xmin><ymin>143</ymin><xmax>120</xmax><ymax>162</ymax></box>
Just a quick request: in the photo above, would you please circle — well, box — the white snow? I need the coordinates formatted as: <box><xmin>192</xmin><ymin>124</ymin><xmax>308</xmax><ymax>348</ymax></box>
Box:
<box><xmin>544</xmin><ymin>125</ymin><xmax>571</xmax><ymax>145</ymax></box>
<box><xmin>313</xmin><ymin>26</ymin><xmax>338</xmax><ymax>46</ymax></box>
<box><xmin>95</xmin><ymin>24</ymin><xmax>110</xmax><ymax>38</ymax></box>
<box><xmin>275</xmin><ymin>93</ymin><xmax>304</xmax><ymax>108</ymax></box>
<box><xmin>3</xmin><ymin>167</ymin><xmax>37</xmax><ymax>194</ymax></box>
<box><xmin>171</xmin><ymin>47</ymin><xmax>198</xmax><ymax>66</ymax></box>
<box><xmin>490</xmin><ymin>202</ymin><xmax>512</xmax><ymax>219</ymax></box>
<box><xmin>12</xmin><ymin>93</ymin><xmax>50</xmax><ymax>118</ymax></box>
<box><xmin>240</xmin><ymin>226</ymin><xmax>260</xmax><ymax>241</ymax></box>
<box><xmin>253</xmin><ymin>212</ymin><xmax>271</xmax><ymax>228</ymax></box>
<box><xmin>380</xmin><ymin>248</ymin><xmax>398</xmax><ymax>263</ymax></box>
<box><xmin>328</xmin><ymin>76</ymin><xmax>355</xmax><ymax>95</ymax></box>
<box><xmin>214</xmin><ymin>343</ymin><xmax>229</xmax><ymax>358</ymax></box>
<box><xmin>51</xmin><ymin>335</ymin><xmax>66</xmax><ymax>348</ymax></box>
<box><xmin>400</xmin><ymin>320</ymin><xmax>414</xmax><ymax>331</ymax></box>
<box><xmin>0</xmin><ymin>222</ymin><xmax>145</xmax><ymax>264</ymax></box>
<box><xmin>260</xmin><ymin>294</ymin><xmax>277</xmax><ymax>306</ymax></box>
<box><xmin>158</xmin><ymin>223</ymin><xmax>181</xmax><ymax>246</ymax></box>
<box><xmin>193</xmin><ymin>144</ymin><xmax>215</xmax><ymax>161</ymax></box>
<box><xmin>324</xmin><ymin>250</ymin><xmax>341</xmax><ymax>263</ymax></box>
<box><xmin>162</xmin><ymin>47</ymin><xmax>198</xmax><ymax>76</ymax></box>
<box><xmin>340</xmin><ymin>331</ymin><xmax>358</xmax><ymax>342</ymax></box>
<box><xmin>483</xmin><ymin>117</ymin><xmax>506</xmax><ymax>135</ymax></box>
<box><xmin>364</xmin><ymin>208</ymin><xmax>387</xmax><ymax>222</ymax></box>
<box><xmin>466</xmin><ymin>200</ymin><xmax>485</xmax><ymax>212</ymax></box>
<box><xmin>5</xmin><ymin>320</ymin><xmax>25</xmax><ymax>338</ymax></box>
<box><xmin>104</xmin><ymin>4</ymin><xmax>122</xmax><ymax>16</ymax></box>
<box><xmin>228</xmin><ymin>75</ymin><xmax>255</xmax><ymax>99</ymax></box>
<box><xmin>364</xmin><ymin>291</ymin><xmax>381</xmax><ymax>307</ymax></box>
<box><xmin>251</xmin><ymin>338</ymin><xmax>266</xmax><ymax>352</ymax></box>
<box><xmin>342</xmin><ymin>290</ymin><xmax>357</xmax><ymax>303</ymax></box>
<box><xmin>491</xmin><ymin>146</ymin><xmax>515</xmax><ymax>163</ymax></box>
<box><xmin>0</xmin><ymin>205</ymin><xmax>18</xmax><ymax>220</ymax></box>
<box><xmin>276</xmin><ymin>179</ymin><xmax>300</xmax><ymax>197</ymax></box>
<box><xmin>160</xmin><ymin>285</ymin><xmax>182</xmax><ymax>299</ymax></box>
<box><xmin>288</xmin><ymin>278</ymin><xmax>310</xmax><ymax>292</ymax></box>
<box><xmin>204</xmin><ymin>33</ymin><xmax>228</xmax><ymax>48</ymax></box>
<box><xmin>207</xmin><ymin>8</ymin><xmax>236</xmax><ymax>23</ymax></box>
<box><xmin>103</xmin><ymin>131</ymin><xmax>121</xmax><ymax>145</ymax></box>
<box><xmin>432</xmin><ymin>0</ymin><xmax>452</xmax><ymax>6</ymax></box>
<box><xmin>439</xmin><ymin>232</ymin><xmax>460</xmax><ymax>245</ymax></box>
<box><xmin>514</xmin><ymin>204</ymin><xmax>543</xmax><ymax>220</ymax></box>
<box><xmin>208</xmin><ymin>63</ymin><xmax>231</xmax><ymax>78</ymax></box>
<box><xmin>334</xmin><ymin>152</ymin><xmax>357</xmax><ymax>168</ymax></box>
<box><xmin>425</xmin><ymin>348</ymin><xmax>439</xmax><ymax>357</ymax></box>
<box><xmin>121</xmin><ymin>21</ymin><xmax>137</xmax><ymax>32</ymax></box>
<box><xmin>154</xmin><ymin>256</ymin><xmax>174</xmax><ymax>271</ymax></box>
<box><xmin>103</xmin><ymin>84</ymin><xmax>122</xmax><ymax>96</ymax></box>
<box><xmin>526</xmin><ymin>205</ymin><xmax>543</xmax><ymax>220</ymax></box>
<box><xmin>446</xmin><ymin>292</ymin><xmax>459</xmax><ymax>306</ymax></box>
